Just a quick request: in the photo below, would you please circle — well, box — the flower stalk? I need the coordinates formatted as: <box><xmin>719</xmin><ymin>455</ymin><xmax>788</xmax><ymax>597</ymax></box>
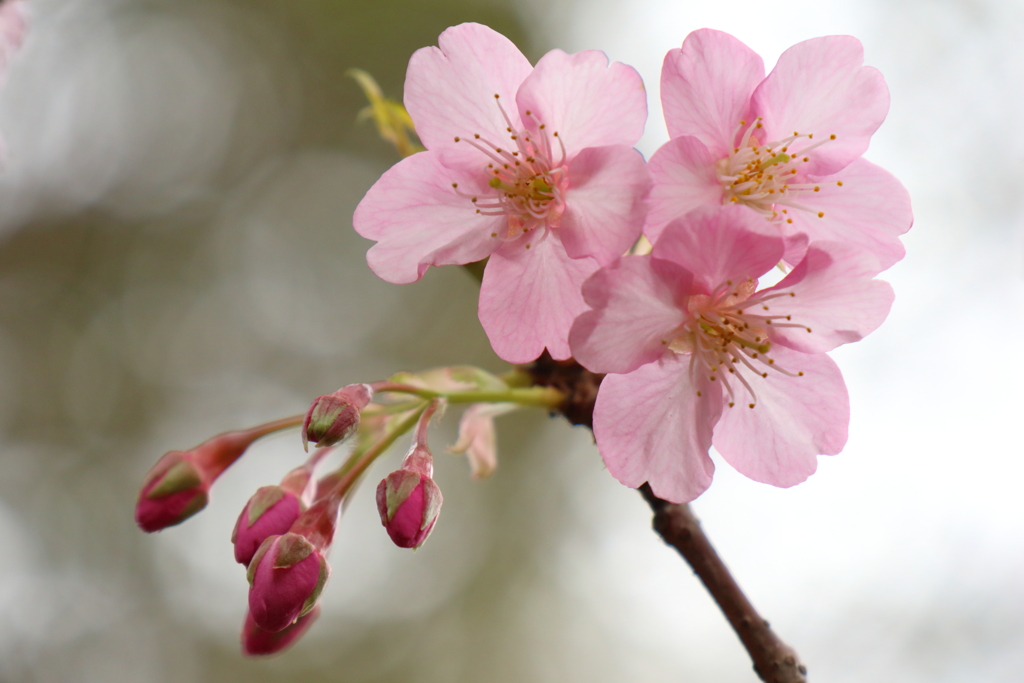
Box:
<box><xmin>368</xmin><ymin>381</ymin><xmax>563</xmax><ymax>409</ymax></box>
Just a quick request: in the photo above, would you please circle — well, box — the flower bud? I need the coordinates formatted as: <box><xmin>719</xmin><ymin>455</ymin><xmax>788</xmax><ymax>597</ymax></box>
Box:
<box><xmin>136</xmin><ymin>422</ymin><xmax>292</xmax><ymax>533</ymax></box>
<box><xmin>247</xmin><ymin>533</ymin><xmax>329</xmax><ymax>633</ymax></box>
<box><xmin>231</xmin><ymin>486</ymin><xmax>303</xmax><ymax>566</ymax></box>
<box><xmin>135</xmin><ymin>451</ymin><xmax>208</xmax><ymax>533</ymax></box>
<box><xmin>376</xmin><ymin>453</ymin><xmax>443</xmax><ymax>549</ymax></box>
<box><xmin>302</xmin><ymin>384</ymin><xmax>372</xmax><ymax>450</ymax></box>
<box><xmin>241</xmin><ymin>605</ymin><xmax>319</xmax><ymax>656</ymax></box>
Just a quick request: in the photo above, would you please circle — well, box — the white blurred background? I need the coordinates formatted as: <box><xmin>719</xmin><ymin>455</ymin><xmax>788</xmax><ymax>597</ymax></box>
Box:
<box><xmin>0</xmin><ymin>0</ymin><xmax>1021</xmax><ymax>681</ymax></box>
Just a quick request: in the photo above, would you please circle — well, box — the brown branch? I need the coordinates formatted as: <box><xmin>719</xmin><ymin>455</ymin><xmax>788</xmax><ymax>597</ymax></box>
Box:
<box><xmin>526</xmin><ymin>352</ymin><xmax>808</xmax><ymax>683</ymax></box>
<box><xmin>639</xmin><ymin>484</ymin><xmax>808</xmax><ymax>683</ymax></box>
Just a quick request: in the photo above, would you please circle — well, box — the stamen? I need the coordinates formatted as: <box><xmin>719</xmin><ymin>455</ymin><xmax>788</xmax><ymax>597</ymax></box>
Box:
<box><xmin>450</xmin><ymin>97</ymin><xmax>572</xmax><ymax>242</ymax></box>
<box><xmin>717</xmin><ymin>126</ymin><xmax>839</xmax><ymax>222</ymax></box>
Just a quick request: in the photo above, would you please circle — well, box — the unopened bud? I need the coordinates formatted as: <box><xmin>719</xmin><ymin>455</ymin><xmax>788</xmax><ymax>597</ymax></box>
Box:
<box><xmin>241</xmin><ymin>605</ymin><xmax>320</xmax><ymax>656</ymax></box>
<box><xmin>135</xmin><ymin>451</ymin><xmax>208</xmax><ymax>532</ymax></box>
<box><xmin>247</xmin><ymin>533</ymin><xmax>329</xmax><ymax>633</ymax></box>
<box><xmin>232</xmin><ymin>486</ymin><xmax>302</xmax><ymax>566</ymax></box>
<box><xmin>376</xmin><ymin>447</ymin><xmax>443</xmax><ymax>549</ymax></box>
<box><xmin>302</xmin><ymin>384</ymin><xmax>372</xmax><ymax>450</ymax></box>
<box><xmin>135</xmin><ymin>426</ymin><xmax>279</xmax><ymax>533</ymax></box>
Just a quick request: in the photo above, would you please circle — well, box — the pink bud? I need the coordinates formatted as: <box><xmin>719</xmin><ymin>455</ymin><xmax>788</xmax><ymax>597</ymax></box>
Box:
<box><xmin>302</xmin><ymin>384</ymin><xmax>372</xmax><ymax>450</ymax></box>
<box><xmin>241</xmin><ymin>605</ymin><xmax>319</xmax><ymax>656</ymax></box>
<box><xmin>247</xmin><ymin>533</ymin><xmax>329</xmax><ymax>633</ymax></box>
<box><xmin>135</xmin><ymin>428</ymin><xmax>271</xmax><ymax>533</ymax></box>
<box><xmin>376</xmin><ymin>456</ymin><xmax>443</xmax><ymax>549</ymax></box>
<box><xmin>135</xmin><ymin>451</ymin><xmax>208</xmax><ymax>533</ymax></box>
<box><xmin>231</xmin><ymin>486</ymin><xmax>303</xmax><ymax>566</ymax></box>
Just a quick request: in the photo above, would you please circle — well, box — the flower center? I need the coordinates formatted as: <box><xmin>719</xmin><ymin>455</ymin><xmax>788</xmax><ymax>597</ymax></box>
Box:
<box><xmin>451</xmin><ymin>95</ymin><xmax>568</xmax><ymax>245</ymax></box>
<box><xmin>716</xmin><ymin>118</ymin><xmax>841</xmax><ymax>225</ymax></box>
<box><xmin>667</xmin><ymin>278</ymin><xmax>811</xmax><ymax>408</ymax></box>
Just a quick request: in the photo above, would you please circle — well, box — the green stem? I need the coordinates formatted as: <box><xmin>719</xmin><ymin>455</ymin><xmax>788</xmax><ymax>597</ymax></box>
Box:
<box><xmin>371</xmin><ymin>382</ymin><xmax>563</xmax><ymax>409</ymax></box>
<box><xmin>361</xmin><ymin>400</ymin><xmax>424</xmax><ymax>416</ymax></box>
<box><xmin>442</xmin><ymin>387</ymin><xmax>561</xmax><ymax>407</ymax></box>
<box><xmin>327</xmin><ymin>406</ymin><xmax>427</xmax><ymax>500</ymax></box>
<box><xmin>500</xmin><ymin>368</ymin><xmax>536</xmax><ymax>388</ymax></box>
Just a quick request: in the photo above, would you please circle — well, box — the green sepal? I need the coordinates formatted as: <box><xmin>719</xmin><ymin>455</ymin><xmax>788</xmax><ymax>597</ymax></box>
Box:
<box><xmin>385</xmin><ymin>471</ymin><xmax>422</xmax><ymax>522</ymax></box>
<box><xmin>146</xmin><ymin>459</ymin><xmax>203</xmax><ymax>499</ymax></box>
<box><xmin>420</xmin><ymin>480</ymin><xmax>443</xmax><ymax>532</ymax></box>
<box><xmin>307</xmin><ymin>404</ymin><xmax>345</xmax><ymax>441</ymax></box>
<box><xmin>175</xmin><ymin>490</ymin><xmax>209</xmax><ymax>526</ymax></box>
<box><xmin>246</xmin><ymin>486</ymin><xmax>286</xmax><ymax>529</ymax></box>
<box><xmin>299</xmin><ymin>555</ymin><xmax>330</xmax><ymax>618</ymax></box>
<box><xmin>247</xmin><ymin>536</ymin><xmax>275</xmax><ymax>586</ymax></box>
<box><xmin>273</xmin><ymin>533</ymin><xmax>314</xmax><ymax>569</ymax></box>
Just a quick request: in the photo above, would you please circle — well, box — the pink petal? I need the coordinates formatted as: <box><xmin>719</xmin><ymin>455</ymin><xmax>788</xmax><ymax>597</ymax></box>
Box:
<box><xmin>0</xmin><ymin>0</ymin><xmax>25</xmax><ymax>75</ymax></box>
<box><xmin>479</xmin><ymin>232</ymin><xmax>600</xmax><ymax>363</ymax></box>
<box><xmin>713</xmin><ymin>347</ymin><xmax>848</xmax><ymax>487</ymax></box>
<box><xmin>752</xmin><ymin>36</ymin><xmax>889</xmax><ymax>177</ymax></box>
<box><xmin>516</xmin><ymin>49</ymin><xmax>646</xmax><ymax>160</ymax></box>
<box><xmin>645</xmin><ymin>136</ymin><xmax>722</xmax><ymax>244</ymax></box>
<box><xmin>405</xmin><ymin>23</ymin><xmax>533</xmax><ymax>167</ymax></box>
<box><xmin>651</xmin><ymin>205</ymin><xmax>783</xmax><ymax>292</ymax></box>
<box><xmin>570</xmin><ymin>255</ymin><xmax>691</xmax><ymax>374</ymax></box>
<box><xmin>594</xmin><ymin>356</ymin><xmax>721</xmax><ymax>504</ymax></box>
<box><xmin>761</xmin><ymin>241</ymin><xmax>895</xmax><ymax>354</ymax></box>
<box><xmin>661</xmin><ymin>29</ymin><xmax>765</xmax><ymax>156</ymax></box>
<box><xmin>449</xmin><ymin>403</ymin><xmax>517</xmax><ymax>479</ymax></box>
<box><xmin>560</xmin><ymin>145</ymin><xmax>650</xmax><ymax>264</ymax></box>
<box><xmin>781</xmin><ymin>231</ymin><xmax>810</xmax><ymax>268</ymax></box>
<box><xmin>354</xmin><ymin>152</ymin><xmax>501</xmax><ymax>284</ymax></box>
<box><xmin>781</xmin><ymin>159</ymin><xmax>911</xmax><ymax>270</ymax></box>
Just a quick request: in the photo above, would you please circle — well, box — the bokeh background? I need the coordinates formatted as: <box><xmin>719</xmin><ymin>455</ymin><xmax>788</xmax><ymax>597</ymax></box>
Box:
<box><xmin>1</xmin><ymin>0</ymin><xmax>1022</xmax><ymax>681</ymax></box>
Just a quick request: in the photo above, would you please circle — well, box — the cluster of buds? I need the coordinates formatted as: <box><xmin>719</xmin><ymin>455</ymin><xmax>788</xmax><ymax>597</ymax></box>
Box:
<box><xmin>135</xmin><ymin>378</ymin><xmax>487</xmax><ymax>656</ymax></box>
<box><xmin>245</xmin><ymin>498</ymin><xmax>336</xmax><ymax>635</ymax></box>
<box><xmin>238</xmin><ymin>385</ymin><xmax>371</xmax><ymax>653</ymax></box>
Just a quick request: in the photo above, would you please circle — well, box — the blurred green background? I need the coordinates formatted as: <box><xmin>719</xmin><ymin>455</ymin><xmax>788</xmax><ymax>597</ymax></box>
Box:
<box><xmin>2</xmin><ymin>0</ymin><xmax>1024</xmax><ymax>682</ymax></box>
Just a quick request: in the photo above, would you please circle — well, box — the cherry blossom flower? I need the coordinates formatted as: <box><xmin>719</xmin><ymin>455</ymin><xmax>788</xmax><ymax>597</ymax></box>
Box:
<box><xmin>569</xmin><ymin>206</ymin><xmax>894</xmax><ymax>503</ymax></box>
<box><xmin>354</xmin><ymin>22</ymin><xmax>650</xmax><ymax>362</ymax></box>
<box><xmin>647</xmin><ymin>29</ymin><xmax>911</xmax><ymax>269</ymax></box>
